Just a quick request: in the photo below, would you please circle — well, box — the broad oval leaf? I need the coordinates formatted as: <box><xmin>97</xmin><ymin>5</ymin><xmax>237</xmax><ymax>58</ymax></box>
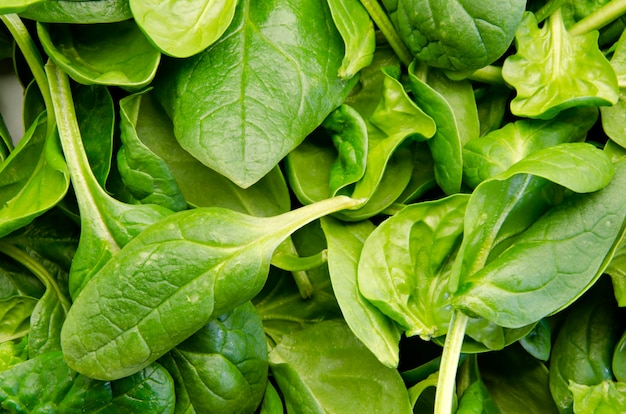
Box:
<box><xmin>155</xmin><ymin>0</ymin><xmax>356</xmax><ymax>188</ymax></box>
<box><xmin>130</xmin><ymin>0</ymin><xmax>237</xmax><ymax>58</ymax></box>
<box><xmin>502</xmin><ymin>10</ymin><xmax>619</xmax><ymax>119</ymax></box>
<box><xmin>386</xmin><ymin>0</ymin><xmax>525</xmax><ymax>71</ymax></box>
<box><xmin>60</xmin><ymin>196</ymin><xmax>361</xmax><ymax>380</ymax></box>
<box><xmin>38</xmin><ymin>21</ymin><xmax>160</xmax><ymax>89</ymax></box>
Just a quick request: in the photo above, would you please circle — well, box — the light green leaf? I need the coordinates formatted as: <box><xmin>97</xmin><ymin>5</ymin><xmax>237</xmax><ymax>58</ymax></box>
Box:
<box><xmin>570</xmin><ymin>381</ymin><xmax>626</xmax><ymax>414</ymax></box>
<box><xmin>19</xmin><ymin>0</ymin><xmax>132</xmax><ymax>23</ymax></box>
<box><xmin>327</xmin><ymin>0</ymin><xmax>375</xmax><ymax>78</ymax></box>
<box><xmin>269</xmin><ymin>320</ymin><xmax>413</xmax><ymax>413</ymax></box>
<box><xmin>503</xmin><ymin>10</ymin><xmax>619</xmax><ymax>119</ymax></box>
<box><xmin>0</xmin><ymin>296</ymin><xmax>37</xmax><ymax>342</ymax></box>
<box><xmin>38</xmin><ymin>21</ymin><xmax>160</xmax><ymax>89</ymax></box>
<box><xmin>130</xmin><ymin>0</ymin><xmax>237</xmax><ymax>58</ymax></box>
<box><xmin>321</xmin><ymin>216</ymin><xmax>401</xmax><ymax>368</ymax></box>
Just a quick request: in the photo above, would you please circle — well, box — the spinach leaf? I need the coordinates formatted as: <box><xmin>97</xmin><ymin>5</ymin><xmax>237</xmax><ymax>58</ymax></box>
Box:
<box><xmin>327</xmin><ymin>0</ymin><xmax>375</xmax><ymax>78</ymax></box>
<box><xmin>118</xmin><ymin>90</ymin><xmax>187</xmax><ymax>211</ymax></box>
<box><xmin>38</xmin><ymin>20</ymin><xmax>160</xmax><ymax>89</ymax></box>
<box><xmin>453</xmin><ymin>157</ymin><xmax>625</xmax><ymax>329</ymax></box>
<box><xmin>159</xmin><ymin>302</ymin><xmax>267</xmax><ymax>414</ymax></box>
<box><xmin>60</xmin><ymin>196</ymin><xmax>362</xmax><ymax>380</ymax></box>
<box><xmin>259</xmin><ymin>381</ymin><xmax>284</xmax><ymax>414</ymax></box>
<box><xmin>0</xmin><ymin>351</ymin><xmax>176</xmax><ymax>413</ymax></box>
<box><xmin>0</xmin><ymin>296</ymin><xmax>36</xmax><ymax>342</ymax></box>
<box><xmin>384</xmin><ymin>0</ymin><xmax>525</xmax><ymax>71</ymax></box>
<box><xmin>0</xmin><ymin>338</ymin><xmax>27</xmax><ymax>372</ymax></box>
<box><xmin>503</xmin><ymin>10</ymin><xmax>619</xmax><ymax>119</ymax></box>
<box><xmin>519</xmin><ymin>318</ymin><xmax>552</xmax><ymax>362</ymax></box>
<box><xmin>602</xmin><ymin>27</ymin><xmax>626</xmax><ymax>148</ymax></box>
<box><xmin>0</xmin><ymin>0</ymin><xmax>44</xmax><ymax>14</ymax></box>
<box><xmin>321</xmin><ymin>216</ymin><xmax>401</xmax><ymax>368</ymax></box>
<box><xmin>117</xmin><ymin>90</ymin><xmax>291</xmax><ymax>215</ymax></box>
<box><xmin>268</xmin><ymin>320</ymin><xmax>413</xmax><ymax>413</ymax></box>
<box><xmin>130</xmin><ymin>0</ymin><xmax>237</xmax><ymax>58</ymax></box>
<box><xmin>357</xmin><ymin>194</ymin><xmax>468</xmax><ymax>339</ymax></box>
<box><xmin>613</xmin><ymin>329</ymin><xmax>626</xmax><ymax>383</ymax></box>
<box><xmin>155</xmin><ymin>0</ymin><xmax>356</xmax><ymax>188</ymax></box>
<box><xmin>463</xmin><ymin>107</ymin><xmax>599</xmax><ymax>188</ymax></box>
<box><xmin>19</xmin><ymin>0</ymin><xmax>132</xmax><ymax>23</ymax></box>
<box><xmin>549</xmin><ymin>280</ymin><xmax>620</xmax><ymax>413</ymax></box>
<box><xmin>569</xmin><ymin>381</ymin><xmax>626</xmax><ymax>414</ymax></box>
<box><xmin>0</xmin><ymin>112</ymin><xmax>69</xmax><ymax>239</ymax></box>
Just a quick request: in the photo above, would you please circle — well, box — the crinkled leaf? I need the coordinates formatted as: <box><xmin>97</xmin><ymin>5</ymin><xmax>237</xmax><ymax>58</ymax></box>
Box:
<box><xmin>268</xmin><ymin>320</ymin><xmax>412</xmax><ymax>413</ymax></box>
<box><xmin>601</xmin><ymin>28</ymin><xmax>626</xmax><ymax>148</ymax></box>
<box><xmin>38</xmin><ymin>21</ymin><xmax>160</xmax><ymax>88</ymax></box>
<box><xmin>130</xmin><ymin>0</ymin><xmax>237</xmax><ymax>58</ymax></box>
<box><xmin>385</xmin><ymin>0</ymin><xmax>525</xmax><ymax>71</ymax></box>
<box><xmin>321</xmin><ymin>216</ymin><xmax>401</xmax><ymax>368</ymax></box>
<box><xmin>60</xmin><ymin>196</ymin><xmax>361</xmax><ymax>380</ymax></box>
<box><xmin>327</xmin><ymin>0</ymin><xmax>375</xmax><ymax>78</ymax></box>
<box><xmin>0</xmin><ymin>339</ymin><xmax>28</xmax><ymax>373</ymax></box>
<box><xmin>358</xmin><ymin>195</ymin><xmax>468</xmax><ymax>339</ymax></box>
<box><xmin>160</xmin><ymin>302</ymin><xmax>267</xmax><ymax>414</ymax></box>
<box><xmin>155</xmin><ymin>0</ymin><xmax>356</xmax><ymax>188</ymax></box>
<box><xmin>463</xmin><ymin>107</ymin><xmax>599</xmax><ymax>188</ymax></box>
<box><xmin>503</xmin><ymin>11</ymin><xmax>619</xmax><ymax>119</ymax></box>
<box><xmin>570</xmin><ymin>381</ymin><xmax>626</xmax><ymax>414</ymax></box>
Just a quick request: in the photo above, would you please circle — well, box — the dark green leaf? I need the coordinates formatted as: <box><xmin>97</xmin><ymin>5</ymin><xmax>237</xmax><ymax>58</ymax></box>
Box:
<box><xmin>385</xmin><ymin>0</ymin><xmax>525</xmax><ymax>71</ymax></box>
<box><xmin>160</xmin><ymin>302</ymin><xmax>267</xmax><ymax>414</ymax></box>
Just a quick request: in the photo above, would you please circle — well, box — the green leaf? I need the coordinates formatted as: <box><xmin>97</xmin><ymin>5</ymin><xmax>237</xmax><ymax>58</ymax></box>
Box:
<box><xmin>0</xmin><ymin>339</ymin><xmax>28</xmax><ymax>373</ymax></box>
<box><xmin>130</xmin><ymin>0</ymin><xmax>237</xmax><ymax>58</ymax></box>
<box><xmin>0</xmin><ymin>0</ymin><xmax>45</xmax><ymax>14</ymax></box>
<box><xmin>502</xmin><ymin>10</ymin><xmax>619</xmax><ymax>119</ymax></box>
<box><xmin>119</xmin><ymin>90</ymin><xmax>291</xmax><ymax>215</ymax></box>
<box><xmin>118</xmin><ymin>90</ymin><xmax>188</xmax><ymax>212</ymax></box>
<box><xmin>569</xmin><ymin>381</ymin><xmax>626</xmax><ymax>414</ymax></box>
<box><xmin>38</xmin><ymin>21</ymin><xmax>160</xmax><ymax>89</ymax></box>
<box><xmin>60</xmin><ymin>196</ymin><xmax>362</xmax><ymax>380</ymax></box>
<box><xmin>155</xmin><ymin>0</ymin><xmax>356</xmax><ymax>188</ymax></box>
<box><xmin>19</xmin><ymin>0</ymin><xmax>132</xmax><ymax>23</ymax></box>
<box><xmin>601</xmin><ymin>28</ymin><xmax>626</xmax><ymax>148</ymax></box>
<box><xmin>385</xmin><ymin>0</ymin><xmax>526</xmax><ymax>71</ymax></box>
<box><xmin>268</xmin><ymin>320</ymin><xmax>413</xmax><ymax>413</ymax></box>
<box><xmin>519</xmin><ymin>318</ymin><xmax>552</xmax><ymax>361</ymax></box>
<box><xmin>357</xmin><ymin>194</ymin><xmax>468</xmax><ymax>339</ymax></box>
<box><xmin>407</xmin><ymin>63</ymin><xmax>464</xmax><ymax>194</ymax></box>
<box><xmin>259</xmin><ymin>381</ymin><xmax>284</xmax><ymax>414</ymax></box>
<box><xmin>160</xmin><ymin>302</ymin><xmax>267</xmax><ymax>414</ymax></box>
<box><xmin>321</xmin><ymin>216</ymin><xmax>402</xmax><ymax>368</ymax></box>
<box><xmin>0</xmin><ymin>296</ymin><xmax>37</xmax><ymax>342</ymax></box>
<box><xmin>480</xmin><ymin>345</ymin><xmax>559</xmax><ymax>413</ymax></box>
<box><xmin>613</xmin><ymin>330</ymin><xmax>626</xmax><ymax>383</ymax></box>
<box><xmin>463</xmin><ymin>107</ymin><xmax>599</xmax><ymax>188</ymax></box>
<box><xmin>327</xmin><ymin>0</ymin><xmax>375</xmax><ymax>78</ymax></box>
<box><xmin>454</xmin><ymin>159</ymin><xmax>626</xmax><ymax>328</ymax></box>
<box><xmin>550</xmin><ymin>281</ymin><xmax>620</xmax><ymax>413</ymax></box>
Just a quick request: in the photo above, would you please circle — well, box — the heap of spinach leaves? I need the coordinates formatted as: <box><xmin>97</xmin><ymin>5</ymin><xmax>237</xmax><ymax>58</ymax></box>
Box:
<box><xmin>2</xmin><ymin>0</ymin><xmax>626</xmax><ymax>412</ymax></box>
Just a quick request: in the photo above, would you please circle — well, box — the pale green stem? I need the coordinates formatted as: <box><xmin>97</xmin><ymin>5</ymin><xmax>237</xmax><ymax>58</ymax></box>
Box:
<box><xmin>434</xmin><ymin>310</ymin><xmax>469</xmax><ymax>414</ymax></box>
<box><xmin>468</xmin><ymin>65</ymin><xmax>506</xmax><ymax>86</ymax></box>
<box><xmin>570</xmin><ymin>0</ymin><xmax>626</xmax><ymax>36</ymax></box>
<box><xmin>1</xmin><ymin>14</ymin><xmax>54</xmax><ymax>134</ymax></box>
<box><xmin>359</xmin><ymin>0</ymin><xmax>413</xmax><ymax>66</ymax></box>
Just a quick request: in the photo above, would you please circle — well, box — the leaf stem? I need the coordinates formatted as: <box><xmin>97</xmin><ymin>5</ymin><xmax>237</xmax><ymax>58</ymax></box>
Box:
<box><xmin>569</xmin><ymin>0</ymin><xmax>626</xmax><ymax>36</ymax></box>
<box><xmin>468</xmin><ymin>65</ymin><xmax>506</xmax><ymax>86</ymax></box>
<box><xmin>358</xmin><ymin>0</ymin><xmax>413</xmax><ymax>66</ymax></box>
<box><xmin>434</xmin><ymin>309</ymin><xmax>468</xmax><ymax>414</ymax></box>
<box><xmin>0</xmin><ymin>240</ymin><xmax>71</xmax><ymax>311</ymax></box>
<box><xmin>1</xmin><ymin>14</ymin><xmax>54</xmax><ymax>134</ymax></box>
